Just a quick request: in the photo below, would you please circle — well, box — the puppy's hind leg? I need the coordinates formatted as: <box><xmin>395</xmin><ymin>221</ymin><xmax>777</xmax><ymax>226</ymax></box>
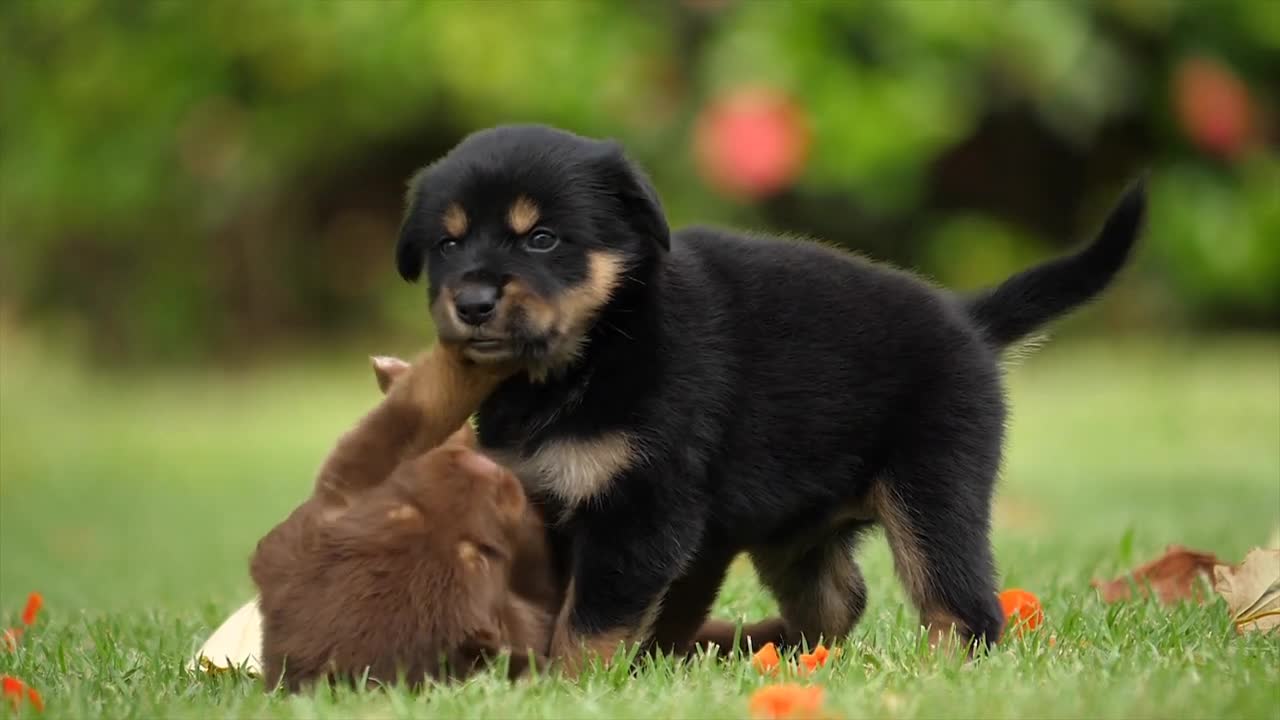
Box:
<box><xmin>748</xmin><ymin>527</ymin><xmax>870</xmax><ymax>650</ymax></box>
<box><xmin>873</xmin><ymin>453</ymin><xmax>1005</xmax><ymax>652</ymax></box>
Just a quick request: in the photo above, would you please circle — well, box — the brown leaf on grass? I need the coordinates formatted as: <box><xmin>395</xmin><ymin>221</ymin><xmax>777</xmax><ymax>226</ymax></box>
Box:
<box><xmin>1213</xmin><ymin>548</ymin><xmax>1280</xmax><ymax>635</ymax></box>
<box><xmin>1091</xmin><ymin>545</ymin><xmax>1220</xmax><ymax>604</ymax></box>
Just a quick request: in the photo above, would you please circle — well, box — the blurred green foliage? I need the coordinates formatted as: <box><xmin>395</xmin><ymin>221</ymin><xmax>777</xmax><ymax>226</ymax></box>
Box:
<box><xmin>1</xmin><ymin>0</ymin><xmax>1276</xmax><ymax>363</ymax></box>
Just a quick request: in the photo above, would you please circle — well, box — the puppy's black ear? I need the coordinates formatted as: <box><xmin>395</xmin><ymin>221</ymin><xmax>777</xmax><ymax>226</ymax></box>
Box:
<box><xmin>396</xmin><ymin>169</ymin><xmax>428</xmax><ymax>282</ymax></box>
<box><xmin>600</xmin><ymin>144</ymin><xmax>670</xmax><ymax>251</ymax></box>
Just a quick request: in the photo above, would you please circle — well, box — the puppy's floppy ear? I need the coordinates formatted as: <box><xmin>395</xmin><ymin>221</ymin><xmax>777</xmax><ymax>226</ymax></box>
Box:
<box><xmin>396</xmin><ymin>168</ymin><xmax>429</xmax><ymax>282</ymax></box>
<box><xmin>599</xmin><ymin>142</ymin><xmax>670</xmax><ymax>251</ymax></box>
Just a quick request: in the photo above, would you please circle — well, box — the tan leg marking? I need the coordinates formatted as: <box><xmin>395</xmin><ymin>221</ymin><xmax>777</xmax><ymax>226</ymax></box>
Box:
<box><xmin>548</xmin><ymin>578</ymin><xmax>661</xmax><ymax>676</ymax></box>
<box><xmin>750</xmin><ymin>540</ymin><xmax>865</xmax><ymax>646</ymax></box>
<box><xmin>871</xmin><ymin>482</ymin><xmax>930</xmax><ymax>607</ymax></box>
<box><xmin>872</xmin><ymin>482</ymin><xmax>974</xmax><ymax>648</ymax></box>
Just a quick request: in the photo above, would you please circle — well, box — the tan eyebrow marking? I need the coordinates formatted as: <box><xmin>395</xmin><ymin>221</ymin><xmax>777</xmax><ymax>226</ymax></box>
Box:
<box><xmin>443</xmin><ymin>203</ymin><xmax>468</xmax><ymax>237</ymax></box>
<box><xmin>507</xmin><ymin>195</ymin><xmax>540</xmax><ymax>235</ymax></box>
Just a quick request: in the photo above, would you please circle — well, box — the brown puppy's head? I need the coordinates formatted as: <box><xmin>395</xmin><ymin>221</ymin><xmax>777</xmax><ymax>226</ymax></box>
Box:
<box><xmin>252</xmin><ymin>443</ymin><xmax>536</xmax><ymax>690</ymax></box>
<box><xmin>394</xmin><ymin>125</ymin><xmax>669</xmax><ymax>376</ymax></box>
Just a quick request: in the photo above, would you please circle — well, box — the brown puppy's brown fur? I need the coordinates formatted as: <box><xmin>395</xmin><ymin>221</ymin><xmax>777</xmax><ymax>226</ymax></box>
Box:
<box><xmin>250</xmin><ymin>344</ymin><xmax>557</xmax><ymax>691</ymax></box>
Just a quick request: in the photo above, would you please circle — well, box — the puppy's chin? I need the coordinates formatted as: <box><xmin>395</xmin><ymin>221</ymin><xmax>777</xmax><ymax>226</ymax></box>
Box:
<box><xmin>445</xmin><ymin>325</ymin><xmax>586</xmax><ymax>379</ymax></box>
<box><xmin>461</xmin><ymin>339</ymin><xmax>522</xmax><ymax>364</ymax></box>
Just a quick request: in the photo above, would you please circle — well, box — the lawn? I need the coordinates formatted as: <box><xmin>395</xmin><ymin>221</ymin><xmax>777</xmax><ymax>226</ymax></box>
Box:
<box><xmin>1</xmin><ymin>332</ymin><xmax>1278</xmax><ymax>719</ymax></box>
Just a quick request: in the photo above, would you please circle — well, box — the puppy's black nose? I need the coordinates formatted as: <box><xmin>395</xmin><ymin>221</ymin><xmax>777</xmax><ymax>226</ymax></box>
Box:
<box><xmin>454</xmin><ymin>285</ymin><xmax>498</xmax><ymax>326</ymax></box>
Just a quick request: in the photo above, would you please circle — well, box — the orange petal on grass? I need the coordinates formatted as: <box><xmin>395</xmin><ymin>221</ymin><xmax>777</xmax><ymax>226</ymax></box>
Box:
<box><xmin>752</xmin><ymin>642</ymin><xmax>781</xmax><ymax>675</ymax></box>
<box><xmin>2</xmin><ymin>675</ymin><xmax>44</xmax><ymax>712</ymax></box>
<box><xmin>21</xmin><ymin>593</ymin><xmax>43</xmax><ymax>627</ymax></box>
<box><xmin>999</xmin><ymin>588</ymin><xmax>1044</xmax><ymax>636</ymax></box>
<box><xmin>749</xmin><ymin>683</ymin><xmax>826</xmax><ymax>720</ymax></box>
<box><xmin>798</xmin><ymin>644</ymin><xmax>830</xmax><ymax>674</ymax></box>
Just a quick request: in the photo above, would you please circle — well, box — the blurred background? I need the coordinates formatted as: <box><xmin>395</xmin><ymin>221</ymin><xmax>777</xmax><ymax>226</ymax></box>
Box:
<box><xmin>0</xmin><ymin>1</ymin><xmax>1277</xmax><ymax>617</ymax></box>
<box><xmin>0</xmin><ymin>0</ymin><xmax>1276</xmax><ymax>364</ymax></box>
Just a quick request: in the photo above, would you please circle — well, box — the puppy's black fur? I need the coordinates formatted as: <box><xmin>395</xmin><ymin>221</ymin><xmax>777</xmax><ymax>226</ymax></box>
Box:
<box><xmin>395</xmin><ymin>124</ymin><xmax>1145</xmax><ymax>660</ymax></box>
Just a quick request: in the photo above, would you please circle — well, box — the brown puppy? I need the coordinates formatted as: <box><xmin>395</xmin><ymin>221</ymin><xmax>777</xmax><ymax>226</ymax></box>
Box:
<box><xmin>253</xmin><ymin>344</ymin><xmax>778</xmax><ymax>692</ymax></box>
<box><xmin>250</xmin><ymin>344</ymin><xmax>555</xmax><ymax>691</ymax></box>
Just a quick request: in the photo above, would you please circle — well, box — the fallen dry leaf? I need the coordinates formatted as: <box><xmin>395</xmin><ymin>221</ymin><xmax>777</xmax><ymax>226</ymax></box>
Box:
<box><xmin>1213</xmin><ymin>548</ymin><xmax>1280</xmax><ymax>635</ymax></box>
<box><xmin>1092</xmin><ymin>545</ymin><xmax>1220</xmax><ymax>604</ymax></box>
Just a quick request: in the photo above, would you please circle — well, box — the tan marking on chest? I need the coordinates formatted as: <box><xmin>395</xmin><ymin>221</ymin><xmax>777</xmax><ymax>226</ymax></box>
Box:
<box><xmin>488</xmin><ymin>431</ymin><xmax>640</xmax><ymax>507</ymax></box>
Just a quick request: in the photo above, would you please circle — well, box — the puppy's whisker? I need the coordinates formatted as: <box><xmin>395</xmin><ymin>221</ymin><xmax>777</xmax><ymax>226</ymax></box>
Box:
<box><xmin>601</xmin><ymin>320</ymin><xmax>634</xmax><ymax>342</ymax></box>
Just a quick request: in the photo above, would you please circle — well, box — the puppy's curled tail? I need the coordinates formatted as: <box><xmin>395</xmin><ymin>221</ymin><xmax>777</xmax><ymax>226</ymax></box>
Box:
<box><xmin>963</xmin><ymin>178</ymin><xmax>1147</xmax><ymax>349</ymax></box>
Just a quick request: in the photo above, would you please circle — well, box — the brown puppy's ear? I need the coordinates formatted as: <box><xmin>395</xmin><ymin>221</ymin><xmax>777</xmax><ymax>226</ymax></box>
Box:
<box><xmin>371</xmin><ymin>355</ymin><xmax>412</xmax><ymax>394</ymax></box>
<box><xmin>599</xmin><ymin>142</ymin><xmax>670</xmax><ymax>251</ymax></box>
<box><xmin>489</xmin><ymin>468</ymin><xmax>527</xmax><ymax>522</ymax></box>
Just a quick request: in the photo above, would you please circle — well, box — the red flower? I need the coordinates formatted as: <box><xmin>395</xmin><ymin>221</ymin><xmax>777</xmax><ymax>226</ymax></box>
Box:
<box><xmin>798</xmin><ymin>644</ymin><xmax>831</xmax><ymax>674</ymax></box>
<box><xmin>999</xmin><ymin>588</ymin><xmax>1044</xmax><ymax>636</ymax></box>
<box><xmin>749</xmin><ymin>684</ymin><xmax>826</xmax><ymax>719</ymax></box>
<box><xmin>1173</xmin><ymin>56</ymin><xmax>1256</xmax><ymax>159</ymax></box>
<box><xmin>2</xmin><ymin>676</ymin><xmax>45</xmax><ymax>713</ymax></box>
<box><xmin>752</xmin><ymin>642</ymin><xmax>782</xmax><ymax>675</ymax></box>
<box><xmin>4</xmin><ymin>591</ymin><xmax>44</xmax><ymax>652</ymax></box>
<box><xmin>21</xmin><ymin>593</ymin><xmax>42</xmax><ymax>627</ymax></box>
<box><xmin>693</xmin><ymin>86</ymin><xmax>810</xmax><ymax>200</ymax></box>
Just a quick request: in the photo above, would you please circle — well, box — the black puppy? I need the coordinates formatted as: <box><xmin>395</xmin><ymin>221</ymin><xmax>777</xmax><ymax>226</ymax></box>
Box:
<box><xmin>394</xmin><ymin>124</ymin><xmax>1144</xmax><ymax>669</ymax></box>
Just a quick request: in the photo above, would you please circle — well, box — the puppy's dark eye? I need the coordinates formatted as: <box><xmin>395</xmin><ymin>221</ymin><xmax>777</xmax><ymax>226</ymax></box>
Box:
<box><xmin>436</xmin><ymin>237</ymin><xmax>460</xmax><ymax>255</ymax></box>
<box><xmin>478</xmin><ymin>542</ymin><xmax>506</xmax><ymax>563</ymax></box>
<box><xmin>523</xmin><ymin>228</ymin><xmax>559</xmax><ymax>253</ymax></box>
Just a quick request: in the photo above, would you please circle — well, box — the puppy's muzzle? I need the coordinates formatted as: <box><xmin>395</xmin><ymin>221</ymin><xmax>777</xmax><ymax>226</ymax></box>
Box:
<box><xmin>454</xmin><ymin>283</ymin><xmax>499</xmax><ymax>326</ymax></box>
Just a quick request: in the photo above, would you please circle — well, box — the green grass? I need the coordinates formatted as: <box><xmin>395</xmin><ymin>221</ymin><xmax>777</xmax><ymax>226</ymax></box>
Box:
<box><xmin>2</xmin><ymin>333</ymin><xmax>1278</xmax><ymax>719</ymax></box>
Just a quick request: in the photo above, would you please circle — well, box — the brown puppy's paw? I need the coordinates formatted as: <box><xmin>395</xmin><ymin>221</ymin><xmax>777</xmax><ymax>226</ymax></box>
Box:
<box><xmin>370</xmin><ymin>355</ymin><xmax>411</xmax><ymax>393</ymax></box>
